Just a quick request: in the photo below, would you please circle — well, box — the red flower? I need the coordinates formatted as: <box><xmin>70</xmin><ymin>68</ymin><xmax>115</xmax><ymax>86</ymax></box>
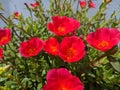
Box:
<box><xmin>88</xmin><ymin>0</ymin><xmax>95</xmax><ymax>8</ymax></box>
<box><xmin>30</xmin><ymin>1</ymin><xmax>39</xmax><ymax>7</ymax></box>
<box><xmin>42</xmin><ymin>68</ymin><xmax>84</xmax><ymax>90</ymax></box>
<box><xmin>59</xmin><ymin>36</ymin><xmax>85</xmax><ymax>62</ymax></box>
<box><xmin>19</xmin><ymin>38</ymin><xmax>43</xmax><ymax>57</ymax></box>
<box><xmin>0</xmin><ymin>48</ymin><xmax>3</xmax><ymax>59</ymax></box>
<box><xmin>87</xmin><ymin>28</ymin><xmax>120</xmax><ymax>52</ymax></box>
<box><xmin>79</xmin><ymin>0</ymin><xmax>86</xmax><ymax>9</ymax></box>
<box><xmin>0</xmin><ymin>28</ymin><xmax>11</xmax><ymax>46</ymax></box>
<box><xmin>44</xmin><ymin>37</ymin><xmax>59</xmax><ymax>56</ymax></box>
<box><xmin>13</xmin><ymin>12</ymin><xmax>20</xmax><ymax>19</ymax></box>
<box><xmin>47</xmin><ymin>16</ymin><xmax>80</xmax><ymax>36</ymax></box>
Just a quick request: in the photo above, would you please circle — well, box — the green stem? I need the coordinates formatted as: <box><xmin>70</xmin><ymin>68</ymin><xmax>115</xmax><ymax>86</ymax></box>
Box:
<box><xmin>0</xmin><ymin>13</ymin><xmax>32</xmax><ymax>37</ymax></box>
<box><xmin>91</xmin><ymin>53</ymin><xmax>106</xmax><ymax>66</ymax></box>
<box><xmin>6</xmin><ymin>44</ymin><xmax>21</xmax><ymax>60</ymax></box>
<box><xmin>100</xmin><ymin>10</ymin><xmax>120</xmax><ymax>28</ymax></box>
<box><xmin>44</xmin><ymin>53</ymin><xmax>52</xmax><ymax>68</ymax></box>
<box><xmin>86</xmin><ymin>3</ymin><xmax>106</xmax><ymax>33</ymax></box>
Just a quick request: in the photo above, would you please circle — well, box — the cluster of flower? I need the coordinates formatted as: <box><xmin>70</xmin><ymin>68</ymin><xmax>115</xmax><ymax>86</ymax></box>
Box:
<box><xmin>13</xmin><ymin>16</ymin><xmax>120</xmax><ymax>63</ymax></box>
<box><xmin>0</xmin><ymin>0</ymin><xmax>119</xmax><ymax>89</ymax></box>
<box><xmin>0</xmin><ymin>15</ymin><xmax>119</xmax><ymax>89</ymax></box>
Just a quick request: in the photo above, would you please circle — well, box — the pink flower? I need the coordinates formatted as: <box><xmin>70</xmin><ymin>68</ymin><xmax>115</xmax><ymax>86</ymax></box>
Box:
<box><xmin>0</xmin><ymin>28</ymin><xmax>11</xmax><ymax>46</ymax></box>
<box><xmin>88</xmin><ymin>0</ymin><xmax>95</xmax><ymax>8</ymax></box>
<box><xmin>59</xmin><ymin>36</ymin><xmax>85</xmax><ymax>62</ymax></box>
<box><xmin>44</xmin><ymin>37</ymin><xmax>59</xmax><ymax>56</ymax></box>
<box><xmin>19</xmin><ymin>38</ymin><xmax>43</xmax><ymax>57</ymax></box>
<box><xmin>42</xmin><ymin>68</ymin><xmax>84</xmax><ymax>90</ymax></box>
<box><xmin>87</xmin><ymin>28</ymin><xmax>120</xmax><ymax>52</ymax></box>
<box><xmin>47</xmin><ymin>16</ymin><xmax>80</xmax><ymax>36</ymax></box>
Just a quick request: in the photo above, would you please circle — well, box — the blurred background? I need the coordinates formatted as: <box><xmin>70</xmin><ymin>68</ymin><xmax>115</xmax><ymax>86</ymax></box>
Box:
<box><xmin>0</xmin><ymin>0</ymin><xmax>120</xmax><ymax>27</ymax></box>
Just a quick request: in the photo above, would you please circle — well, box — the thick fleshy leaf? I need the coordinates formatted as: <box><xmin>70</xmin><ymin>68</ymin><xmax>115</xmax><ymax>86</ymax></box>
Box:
<box><xmin>110</xmin><ymin>61</ymin><xmax>120</xmax><ymax>73</ymax></box>
<box><xmin>108</xmin><ymin>56</ymin><xmax>120</xmax><ymax>72</ymax></box>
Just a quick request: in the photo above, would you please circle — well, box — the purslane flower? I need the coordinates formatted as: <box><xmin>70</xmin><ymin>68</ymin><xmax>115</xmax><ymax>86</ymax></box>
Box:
<box><xmin>44</xmin><ymin>37</ymin><xmax>59</xmax><ymax>56</ymax></box>
<box><xmin>0</xmin><ymin>28</ymin><xmax>11</xmax><ymax>46</ymax></box>
<box><xmin>42</xmin><ymin>68</ymin><xmax>84</xmax><ymax>90</ymax></box>
<box><xmin>0</xmin><ymin>48</ymin><xmax>3</xmax><ymax>59</ymax></box>
<box><xmin>59</xmin><ymin>36</ymin><xmax>85</xmax><ymax>62</ymax></box>
<box><xmin>47</xmin><ymin>16</ymin><xmax>80</xmax><ymax>36</ymax></box>
<box><xmin>19</xmin><ymin>38</ymin><xmax>43</xmax><ymax>57</ymax></box>
<box><xmin>87</xmin><ymin>28</ymin><xmax>120</xmax><ymax>52</ymax></box>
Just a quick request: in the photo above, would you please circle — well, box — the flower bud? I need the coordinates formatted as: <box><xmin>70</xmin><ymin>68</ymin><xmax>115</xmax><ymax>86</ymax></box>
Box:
<box><xmin>30</xmin><ymin>1</ymin><xmax>39</xmax><ymax>8</ymax></box>
<box><xmin>88</xmin><ymin>0</ymin><xmax>95</xmax><ymax>8</ymax></box>
<box><xmin>79</xmin><ymin>0</ymin><xmax>86</xmax><ymax>9</ymax></box>
<box><xmin>13</xmin><ymin>12</ymin><xmax>20</xmax><ymax>19</ymax></box>
<box><xmin>102</xmin><ymin>0</ymin><xmax>112</xmax><ymax>3</ymax></box>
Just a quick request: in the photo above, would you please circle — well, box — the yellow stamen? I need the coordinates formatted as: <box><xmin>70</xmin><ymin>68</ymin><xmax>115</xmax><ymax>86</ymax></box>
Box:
<box><xmin>98</xmin><ymin>41</ymin><xmax>109</xmax><ymax>48</ymax></box>
<box><xmin>67</xmin><ymin>48</ymin><xmax>76</xmax><ymax>58</ymax></box>
<box><xmin>51</xmin><ymin>46</ymin><xmax>57</xmax><ymax>52</ymax></box>
<box><xmin>61</xmin><ymin>87</ymin><xmax>67</xmax><ymax>90</ymax></box>
<box><xmin>57</xmin><ymin>27</ymin><xmax>65</xmax><ymax>32</ymax></box>
<box><xmin>28</xmin><ymin>48</ymin><xmax>35</xmax><ymax>54</ymax></box>
<box><xmin>0</xmin><ymin>37</ymin><xmax>8</xmax><ymax>42</ymax></box>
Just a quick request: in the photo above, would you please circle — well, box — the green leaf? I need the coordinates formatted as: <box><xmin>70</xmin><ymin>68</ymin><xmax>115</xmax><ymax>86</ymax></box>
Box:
<box><xmin>37</xmin><ymin>83</ymin><xmax>42</xmax><ymax>90</ymax></box>
<box><xmin>5</xmin><ymin>81</ymin><xmax>19</xmax><ymax>89</ymax></box>
<box><xmin>107</xmin><ymin>56</ymin><xmax>120</xmax><ymax>72</ymax></box>
<box><xmin>110</xmin><ymin>61</ymin><xmax>120</xmax><ymax>73</ymax></box>
<box><xmin>0</xmin><ymin>77</ymin><xmax>7</xmax><ymax>82</ymax></box>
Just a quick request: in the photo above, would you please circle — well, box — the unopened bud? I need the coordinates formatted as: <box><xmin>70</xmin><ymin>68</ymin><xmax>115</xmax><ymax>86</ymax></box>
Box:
<box><xmin>79</xmin><ymin>0</ymin><xmax>86</xmax><ymax>9</ymax></box>
<box><xmin>88</xmin><ymin>0</ymin><xmax>95</xmax><ymax>8</ymax></box>
<box><xmin>102</xmin><ymin>0</ymin><xmax>112</xmax><ymax>4</ymax></box>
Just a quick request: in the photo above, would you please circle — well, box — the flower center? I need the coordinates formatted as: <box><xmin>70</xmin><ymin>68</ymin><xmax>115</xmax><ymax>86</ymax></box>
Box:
<box><xmin>61</xmin><ymin>87</ymin><xmax>67</xmax><ymax>90</ymax></box>
<box><xmin>28</xmin><ymin>48</ymin><xmax>35</xmax><ymax>54</ymax></box>
<box><xmin>0</xmin><ymin>37</ymin><xmax>8</xmax><ymax>42</ymax></box>
<box><xmin>57</xmin><ymin>26</ymin><xmax>65</xmax><ymax>33</ymax></box>
<box><xmin>67</xmin><ymin>48</ymin><xmax>76</xmax><ymax>58</ymax></box>
<box><xmin>98</xmin><ymin>41</ymin><xmax>109</xmax><ymax>48</ymax></box>
<box><xmin>51</xmin><ymin>46</ymin><xmax>57</xmax><ymax>52</ymax></box>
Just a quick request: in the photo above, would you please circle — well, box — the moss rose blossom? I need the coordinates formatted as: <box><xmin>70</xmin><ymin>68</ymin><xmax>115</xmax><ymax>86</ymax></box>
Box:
<box><xmin>87</xmin><ymin>28</ymin><xmax>120</xmax><ymax>52</ymax></box>
<box><xmin>59</xmin><ymin>36</ymin><xmax>85</xmax><ymax>62</ymax></box>
<box><xmin>19</xmin><ymin>38</ymin><xmax>43</xmax><ymax>57</ymax></box>
<box><xmin>42</xmin><ymin>68</ymin><xmax>84</xmax><ymax>90</ymax></box>
<box><xmin>47</xmin><ymin>16</ymin><xmax>80</xmax><ymax>36</ymax></box>
<box><xmin>44</xmin><ymin>37</ymin><xmax>59</xmax><ymax>56</ymax></box>
<box><xmin>0</xmin><ymin>28</ymin><xmax>11</xmax><ymax>46</ymax></box>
